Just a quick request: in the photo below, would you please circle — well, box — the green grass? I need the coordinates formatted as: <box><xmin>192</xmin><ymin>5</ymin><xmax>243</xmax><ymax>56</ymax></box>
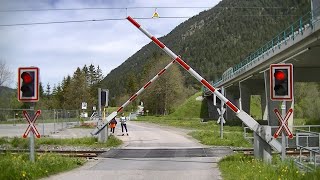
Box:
<box><xmin>0</xmin><ymin>136</ymin><xmax>122</xmax><ymax>149</ymax></box>
<box><xmin>219</xmin><ymin>153</ymin><xmax>320</xmax><ymax>180</ymax></box>
<box><xmin>136</xmin><ymin>116</ymin><xmax>252</xmax><ymax>147</ymax></box>
<box><xmin>169</xmin><ymin>92</ymin><xmax>207</xmax><ymax>118</ymax></box>
<box><xmin>190</xmin><ymin>131</ymin><xmax>251</xmax><ymax>147</ymax></box>
<box><xmin>136</xmin><ymin>91</ymin><xmax>251</xmax><ymax>148</ymax></box>
<box><xmin>0</xmin><ymin>153</ymin><xmax>86</xmax><ymax>180</ymax></box>
<box><xmin>250</xmin><ymin>95</ymin><xmax>262</xmax><ymax>120</ymax></box>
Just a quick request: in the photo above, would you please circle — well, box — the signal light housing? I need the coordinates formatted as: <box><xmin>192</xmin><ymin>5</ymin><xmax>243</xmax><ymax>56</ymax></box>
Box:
<box><xmin>270</xmin><ymin>64</ymin><xmax>293</xmax><ymax>101</ymax></box>
<box><xmin>18</xmin><ymin>67</ymin><xmax>39</xmax><ymax>102</ymax></box>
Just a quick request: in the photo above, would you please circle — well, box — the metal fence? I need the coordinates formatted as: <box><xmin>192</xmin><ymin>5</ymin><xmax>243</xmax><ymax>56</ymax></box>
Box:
<box><xmin>0</xmin><ymin>108</ymin><xmax>81</xmax><ymax>137</ymax></box>
<box><xmin>243</xmin><ymin>125</ymin><xmax>320</xmax><ymax>148</ymax></box>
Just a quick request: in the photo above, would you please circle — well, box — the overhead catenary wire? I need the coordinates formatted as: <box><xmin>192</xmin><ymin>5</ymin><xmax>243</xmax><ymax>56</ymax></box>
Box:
<box><xmin>0</xmin><ymin>14</ymin><xmax>301</xmax><ymax>27</ymax></box>
<box><xmin>0</xmin><ymin>6</ymin><xmax>295</xmax><ymax>13</ymax></box>
<box><xmin>0</xmin><ymin>16</ymin><xmax>192</xmax><ymax>27</ymax></box>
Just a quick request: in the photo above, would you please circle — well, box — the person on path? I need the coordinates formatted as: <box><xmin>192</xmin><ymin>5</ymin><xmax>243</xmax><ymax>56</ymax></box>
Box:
<box><xmin>120</xmin><ymin>113</ymin><xmax>128</xmax><ymax>136</ymax></box>
<box><xmin>109</xmin><ymin>117</ymin><xmax>117</xmax><ymax>135</ymax></box>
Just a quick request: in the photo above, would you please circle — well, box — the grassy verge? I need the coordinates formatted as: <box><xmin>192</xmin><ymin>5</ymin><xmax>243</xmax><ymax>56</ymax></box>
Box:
<box><xmin>0</xmin><ymin>153</ymin><xmax>86</xmax><ymax>180</ymax></box>
<box><xmin>190</xmin><ymin>131</ymin><xmax>251</xmax><ymax>147</ymax></box>
<box><xmin>169</xmin><ymin>92</ymin><xmax>206</xmax><ymax>118</ymax></box>
<box><xmin>0</xmin><ymin>136</ymin><xmax>122</xmax><ymax>149</ymax></box>
<box><xmin>219</xmin><ymin>153</ymin><xmax>320</xmax><ymax>180</ymax></box>
<box><xmin>136</xmin><ymin>116</ymin><xmax>252</xmax><ymax>147</ymax></box>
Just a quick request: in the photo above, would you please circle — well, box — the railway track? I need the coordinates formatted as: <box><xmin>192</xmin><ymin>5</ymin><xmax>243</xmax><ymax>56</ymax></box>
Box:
<box><xmin>0</xmin><ymin>147</ymin><xmax>312</xmax><ymax>158</ymax></box>
<box><xmin>233</xmin><ymin>147</ymin><xmax>313</xmax><ymax>156</ymax></box>
<box><xmin>0</xmin><ymin>149</ymin><xmax>106</xmax><ymax>158</ymax></box>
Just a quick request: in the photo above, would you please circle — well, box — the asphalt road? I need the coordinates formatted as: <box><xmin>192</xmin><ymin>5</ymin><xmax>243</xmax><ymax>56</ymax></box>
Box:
<box><xmin>44</xmin><ymin>121</ymin><xmax>233</xmax><ymax>180</ymax></box>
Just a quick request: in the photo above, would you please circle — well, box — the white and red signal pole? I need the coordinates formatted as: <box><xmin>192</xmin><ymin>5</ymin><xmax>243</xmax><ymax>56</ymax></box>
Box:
<box><xmin>270</xmin><ymin>63</ymin><xmax>294</xmax><ymax>160</ymax></box>
<box><xmin>18</xmin><ymin>67</ymin><xmax>40</xmax><ymax>163</ymax></box>
<box><xmin>91</xmin><ymin>16</ymin><xmax>282</xmax><ymax>152</ymax></box>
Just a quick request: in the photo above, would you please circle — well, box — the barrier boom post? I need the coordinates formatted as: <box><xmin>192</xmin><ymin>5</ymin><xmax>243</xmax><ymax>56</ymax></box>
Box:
<box><xmin>126</xmin><ymin>16</ymin><xmax>281</xmax><ymax>152</ymax></box>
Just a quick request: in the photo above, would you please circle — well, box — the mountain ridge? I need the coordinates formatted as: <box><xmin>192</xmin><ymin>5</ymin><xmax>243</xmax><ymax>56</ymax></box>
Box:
<box><xmin>101</xmin><ymin>0</ymin><xmax>310</xmax><ymax>107</ymax></box>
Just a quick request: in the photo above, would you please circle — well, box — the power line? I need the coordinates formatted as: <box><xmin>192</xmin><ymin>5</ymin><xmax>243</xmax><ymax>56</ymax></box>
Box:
<box><xmin>0</xmin><ymin>6</ymin><xmax>295</xmax><ymax>13</ymax></box>
<box><xmin>1</xmin><ymin>7</ymin><xmax>211</xmax><ymax>13</ymax></box>
<box><xmin>0</xmin><ymin>14</ymin><xmax>301</xmax><ymax>27</ymax></box>
<box><xmin>0</xmin><ymin>16</ymin><xmax>192</xmax><ymax>27</ymax></box>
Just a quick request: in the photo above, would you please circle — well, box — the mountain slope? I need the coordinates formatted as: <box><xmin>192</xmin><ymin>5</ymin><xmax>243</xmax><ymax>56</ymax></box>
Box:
<box><xmin>101</xmin><ymin>0</ymin><xmax>310</xmax><ymax>106</ymax></box>
<box><xmin>0</xmin><ymin>86</ymin><xmax>15</xmax><ymax>108</ymax></box>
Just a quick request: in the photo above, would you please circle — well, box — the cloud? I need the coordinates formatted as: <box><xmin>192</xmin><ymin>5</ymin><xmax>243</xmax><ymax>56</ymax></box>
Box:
<box><xmin>0</xmin><ymin>0</ymin><xmax>221</xmax><ymax>88</ymax></box>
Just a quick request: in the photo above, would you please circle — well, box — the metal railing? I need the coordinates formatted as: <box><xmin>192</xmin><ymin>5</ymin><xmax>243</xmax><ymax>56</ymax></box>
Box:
<box><xmin>202</xmin><ymin>8</ymin><xmax>320</xmax><ymax>93</ymax></box>
<box><xmin>243</xmin><ymin>125</ymin><xmax>320</xmax><ymax>148</ymax></box>
<box><xmin>0</xmin><ymin>108</ymin><xmax>81</xmax><ymax>137</ymax></box>
<box><xmin>244</xmin><ymin>124</ymin><xmax>320</xmax><ymax>170</ymax></box>
<box><xmin>296</xmin><ymin>145</ymin><xmax>319</xmax><ymax>170</ymax></box>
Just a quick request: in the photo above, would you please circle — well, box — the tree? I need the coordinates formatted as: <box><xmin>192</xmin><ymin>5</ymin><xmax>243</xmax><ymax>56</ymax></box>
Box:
<box><xmin>141</xmin><ymin>56</ymin><xmax>189</xmax><ymax>115</ymax></box>
<box><xmin>0</xmin><ymin>59</ymin><xmax>13</xmax><ymax>87</ymax></box>
<box><xmin>45</xmin><ymin>83</ymin><xmax>51</xmax><ymax>97</ymax></box>
<box><xmin>39</xmin><ymin>82</ymin><xmax>45</xmax><ymax>98</ymax></box>
<box><xmin>63</xmin><ymin>67</ymin><xmax>90</xmax><ymax>110</ymax></box>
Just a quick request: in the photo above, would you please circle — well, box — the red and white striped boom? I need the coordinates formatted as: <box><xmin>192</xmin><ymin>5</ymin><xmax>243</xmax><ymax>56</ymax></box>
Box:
<box><xmin>126</xmin><ymin>16</ymin><xmax>239</xmax><ymax>114</ymax></box>
<box><xmin>91</xmin><ymin>55</ymin><xmax>176</xmax><ymax>135</ymax></box>
<box><xmin>116</xmin><ymin>59</ymin><xmax>176</xmax><ymax>113</ymax></box>
<box><xmin>91</xmin><ymin>16</ymin><xmax>283</xmax><ymax>152</ymax></box>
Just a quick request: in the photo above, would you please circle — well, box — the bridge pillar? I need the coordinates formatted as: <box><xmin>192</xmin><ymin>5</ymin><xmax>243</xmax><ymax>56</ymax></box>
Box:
<box><xmin>264</xmin><ymin>71</ymin><xmax>280</xmax><ymax>127</ymax></box>
<box><xmin>261</xmin><ymin>90</ymin><xmax>268</xmax><ymax>121</ymax></box>
<box><xmin>206</xmin><ymin>96</ymin><xmax>220</xmax><ymax>120</ymax></box>
<box><xmin>239</xmin><ymin>82</ymin><xmax>251</xmax><ymax>113</ymax></box>
<box><xmin>225</xmin><ymin>86</ymin><xmax>239</xmax><ymax>121</ymax></box>
<box><xmin>311</xmin><ymin>0</ymin><xmax>320</xmax><ymax>21</ymax></box>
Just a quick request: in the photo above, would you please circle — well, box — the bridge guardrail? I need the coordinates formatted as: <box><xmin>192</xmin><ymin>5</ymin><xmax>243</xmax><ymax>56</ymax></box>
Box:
<box><xmin>204</xmin><ymin>8</ymin><xmax>320</xmax><ymax>93</ymax></box>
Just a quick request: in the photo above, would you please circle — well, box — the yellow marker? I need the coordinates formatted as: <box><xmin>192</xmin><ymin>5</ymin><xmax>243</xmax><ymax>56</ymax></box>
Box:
<box><xmin>152</xmin><ymin>9</ymin><xmax>159</xmax><ymax>18</ymax></box>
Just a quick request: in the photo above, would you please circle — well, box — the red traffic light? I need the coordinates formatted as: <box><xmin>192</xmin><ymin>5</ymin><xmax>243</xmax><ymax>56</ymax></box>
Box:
<box><xmin>269</xmin><ymin>64</ymin><xmax>293</xmax><ymax>101</ymax></box>
<box><xmin>21</xmin><ymin>72</ymin><xmax>33</xmax><ymax>84</ymax></box>
<box><xmin>18</xmin><ymin>67</ymin><xmax>39</xmax><ymax>102</ymax></box>
<box><xmin>274</xmin><ymin>71</ymin><xmax>286</xmax><ymax>81</ymax></box>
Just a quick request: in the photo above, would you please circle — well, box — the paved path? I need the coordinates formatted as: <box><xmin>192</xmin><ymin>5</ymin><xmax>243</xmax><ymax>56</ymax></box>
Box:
<box><xmin>44</xmin><ymin>121</ymin><xmax>232</xmax><ymax>180</ymax></box>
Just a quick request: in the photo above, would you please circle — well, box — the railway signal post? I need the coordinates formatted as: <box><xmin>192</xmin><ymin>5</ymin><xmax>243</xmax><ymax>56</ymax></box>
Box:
<box><xmin>270</xmin><ymin>63</ymin><xmax>293</xmax><ymax>161</ymax></box>
<box><xmin>18</xmin><ymin>66</ymin><xmax>40</xmax><ymax>162</ymax></box>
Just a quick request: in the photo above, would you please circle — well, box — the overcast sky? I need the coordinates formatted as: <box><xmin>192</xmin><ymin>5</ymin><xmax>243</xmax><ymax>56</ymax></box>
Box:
<box><xmin>0</xmin><ymin>0</ymin><xmax>221</xmax><ymax>89</ymax></box>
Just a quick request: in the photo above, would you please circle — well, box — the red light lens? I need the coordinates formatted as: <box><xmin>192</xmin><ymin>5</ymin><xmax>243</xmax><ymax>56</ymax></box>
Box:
<box><xmin>21</xmin><ymin>72</ymin><xmax>32</xmax><ymax>84</ymax></box>
<box><xmin>274</xmin><ymin>71</ymin><xmax>286</xmax><ymax>81</ymax></box>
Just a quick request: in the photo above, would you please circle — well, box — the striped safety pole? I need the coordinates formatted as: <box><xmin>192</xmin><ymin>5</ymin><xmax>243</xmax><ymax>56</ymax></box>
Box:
<box><xmin>126</xmin><ymin>16</ymin><xmax>282</xmax><ymax>151</ymax></box>
<box><xmin>91</xmin><ymin>58</ymin><xmax>176</xmax><ymax>135</ymax></box>
<box><xmin>127</xmin><ymin>16</ymin><xmax>240</xmax><ymax>114</ymax></box>
<box><xmin>116</xmin><ymin>59</ymin><xmax>176</xmax><ymax>113</ymax></box>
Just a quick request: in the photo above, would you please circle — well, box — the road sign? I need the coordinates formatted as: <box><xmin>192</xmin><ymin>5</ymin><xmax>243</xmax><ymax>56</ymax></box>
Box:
<box><xmin>270</xmin><ymin>64</ymin><xmax>293</xmax><ymax>101</ymax></box>
<box><xmin>23</xmin><ymin>110</ymin><xmax>41</xmax><ymax>138</ymax></box>
<box><xmin>18</xmin><ymin>67</ymin><xmax>40</xmax><ymax>102</ymax></box>
<box><xmin>82</xmin><ymin>102</ymin><xmax>87</xmax><ymax>110</ymax></box>
<box><xmin>217</xmin><ymin>108</ymin><xmax>226</xmax><ymax>124</ymax></box>
<box><xmin>273</xmin><ymin>108</ymin><xmax>293</xmax><ymax>139</ymax></box>
<box><xmin>101</xmin><ymin>89</ymin><xmax>109</xmax><ymax>107</ymax></box>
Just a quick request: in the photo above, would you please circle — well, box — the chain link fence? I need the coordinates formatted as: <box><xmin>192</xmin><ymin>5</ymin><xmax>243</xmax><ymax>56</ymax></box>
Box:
<box><xmin>0</xmin><ymin>108</ymin><xmax>81</xmax><ymax>137</ymax></box>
